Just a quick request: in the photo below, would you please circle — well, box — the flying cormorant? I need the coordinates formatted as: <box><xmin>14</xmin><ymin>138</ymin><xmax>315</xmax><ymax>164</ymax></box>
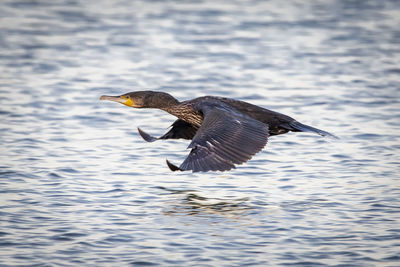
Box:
<box><xmin>100</xmin><ymin>91</ymin><xmax>335</xmax><ymax>172</ymax></box>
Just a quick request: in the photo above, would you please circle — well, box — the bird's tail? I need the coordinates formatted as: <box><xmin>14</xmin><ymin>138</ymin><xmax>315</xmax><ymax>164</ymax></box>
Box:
<box><xmin>287</xmin><ymin>121</ymin><xmax>338</xmax><ymax>139</ymax></box>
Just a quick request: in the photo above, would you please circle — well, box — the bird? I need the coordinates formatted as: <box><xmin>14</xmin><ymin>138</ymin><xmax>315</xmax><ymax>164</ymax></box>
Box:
<box><xmin>100</xmin><ymin>91</ymin><xmax>336</xmax><ymax>172</ymax></box>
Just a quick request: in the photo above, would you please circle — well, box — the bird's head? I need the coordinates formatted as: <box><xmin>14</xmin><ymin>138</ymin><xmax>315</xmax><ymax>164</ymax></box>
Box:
<box><xmin>100</xmin><ymin>91</ymin><xmax>179</xmax><ymax>109</ymax></box>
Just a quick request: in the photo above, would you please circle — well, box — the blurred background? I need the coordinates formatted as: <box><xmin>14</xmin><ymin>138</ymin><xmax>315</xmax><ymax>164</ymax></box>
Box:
<box><xmin>1</xmin><ymin>0</ymin><xmax>399</xmax><ymax>266</ymax></box>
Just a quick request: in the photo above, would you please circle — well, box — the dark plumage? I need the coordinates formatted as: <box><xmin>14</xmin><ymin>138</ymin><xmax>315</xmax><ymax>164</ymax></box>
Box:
<box><xmin>100</xmin><ymin>91</ymin><xmax>336</xmax><ymax>172</ymax></box>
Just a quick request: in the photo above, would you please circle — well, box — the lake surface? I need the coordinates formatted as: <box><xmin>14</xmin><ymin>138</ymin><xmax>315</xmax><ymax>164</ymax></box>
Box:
<box><xmin>1</xmin><ymin>0</ymin><xmax>399</xmax><ymax>266</ymax></box>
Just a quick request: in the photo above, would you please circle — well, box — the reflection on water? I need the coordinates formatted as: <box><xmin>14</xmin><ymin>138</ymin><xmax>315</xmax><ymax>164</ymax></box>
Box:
<box><xmin>1</xmin><ymin>0</ymin><xmax>400</xmax><ymax>266</ymax></box>
<box><xmin>158</xmin><ymin>186</ymin><xmax>252</xmax><ymax>217</ymax></box>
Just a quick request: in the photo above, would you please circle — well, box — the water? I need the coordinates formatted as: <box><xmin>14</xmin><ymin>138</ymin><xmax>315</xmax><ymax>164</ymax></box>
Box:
<box><xmin>1</xmin><ymin>0</ymin><xmax>399</xmax><ymax>266</ymax></box>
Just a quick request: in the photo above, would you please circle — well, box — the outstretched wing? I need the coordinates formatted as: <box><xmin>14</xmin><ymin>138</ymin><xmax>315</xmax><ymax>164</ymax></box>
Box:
<box><xmin>138</xmin><ymin>119</ymin><xmax>198</xmax><ymax>142</ymax></box>
<box><xmin>168</xmin><ymin>105</ymin><xmax>269</xmax><ymax>172</ymax></box>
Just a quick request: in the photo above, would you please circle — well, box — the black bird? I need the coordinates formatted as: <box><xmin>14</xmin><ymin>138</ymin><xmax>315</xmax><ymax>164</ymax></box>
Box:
<box><xmin>100</xmin><ymin>91</ymin><xmax>335</xmax><ymax>172</ymax></box>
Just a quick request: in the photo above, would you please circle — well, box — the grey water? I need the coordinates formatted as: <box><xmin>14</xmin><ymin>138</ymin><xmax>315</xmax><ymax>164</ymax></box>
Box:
<box><xmin>1</xmin><ymin>0</ymin><xmax>399</xmax><ymax>266</ymax></box>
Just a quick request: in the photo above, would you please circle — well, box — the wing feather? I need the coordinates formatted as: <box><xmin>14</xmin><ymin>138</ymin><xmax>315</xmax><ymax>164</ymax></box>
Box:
<box><xmin>177</xmin><ymin>105</ymin><xmax>269</xmax><ymax>172</ymax></box>
<box><xmin>138</xmin><ymin>119</ymin><xmax>198</xmax><ymax>142</ymax></box>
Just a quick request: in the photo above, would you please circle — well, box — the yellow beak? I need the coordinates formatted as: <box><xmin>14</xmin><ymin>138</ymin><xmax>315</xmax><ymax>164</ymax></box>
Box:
<box><xmin>100</xmin><ymin>95</ymin><xmax>133</xmax><ymax>107</ymax></box>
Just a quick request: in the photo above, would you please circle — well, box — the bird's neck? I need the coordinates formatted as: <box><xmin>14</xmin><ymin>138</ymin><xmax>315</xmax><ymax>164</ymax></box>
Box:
<box><xmin>146</xmin><ymin>92</ymin><xmax>202</xmax><ymax>124</ymax></box>
<box><xmin>148</xmin><ymin>92</ymin><xmax>180</xmax><ymax>113</ymax></box>
<box><xmin>163</xmin><ymin>102</ymin><xmax>203</xmax><ymax>127</ymax></box>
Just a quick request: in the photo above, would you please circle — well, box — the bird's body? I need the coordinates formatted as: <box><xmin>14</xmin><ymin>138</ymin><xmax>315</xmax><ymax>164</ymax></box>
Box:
<box><xmin>176</xmin><ymin>96</ymin><xmax>294</xmax><ymax>134</ymax></box>
<box><xmin>100</xmin><ymin>91</ymin><xmax>335</xmax><ymax>172</ymax></box>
